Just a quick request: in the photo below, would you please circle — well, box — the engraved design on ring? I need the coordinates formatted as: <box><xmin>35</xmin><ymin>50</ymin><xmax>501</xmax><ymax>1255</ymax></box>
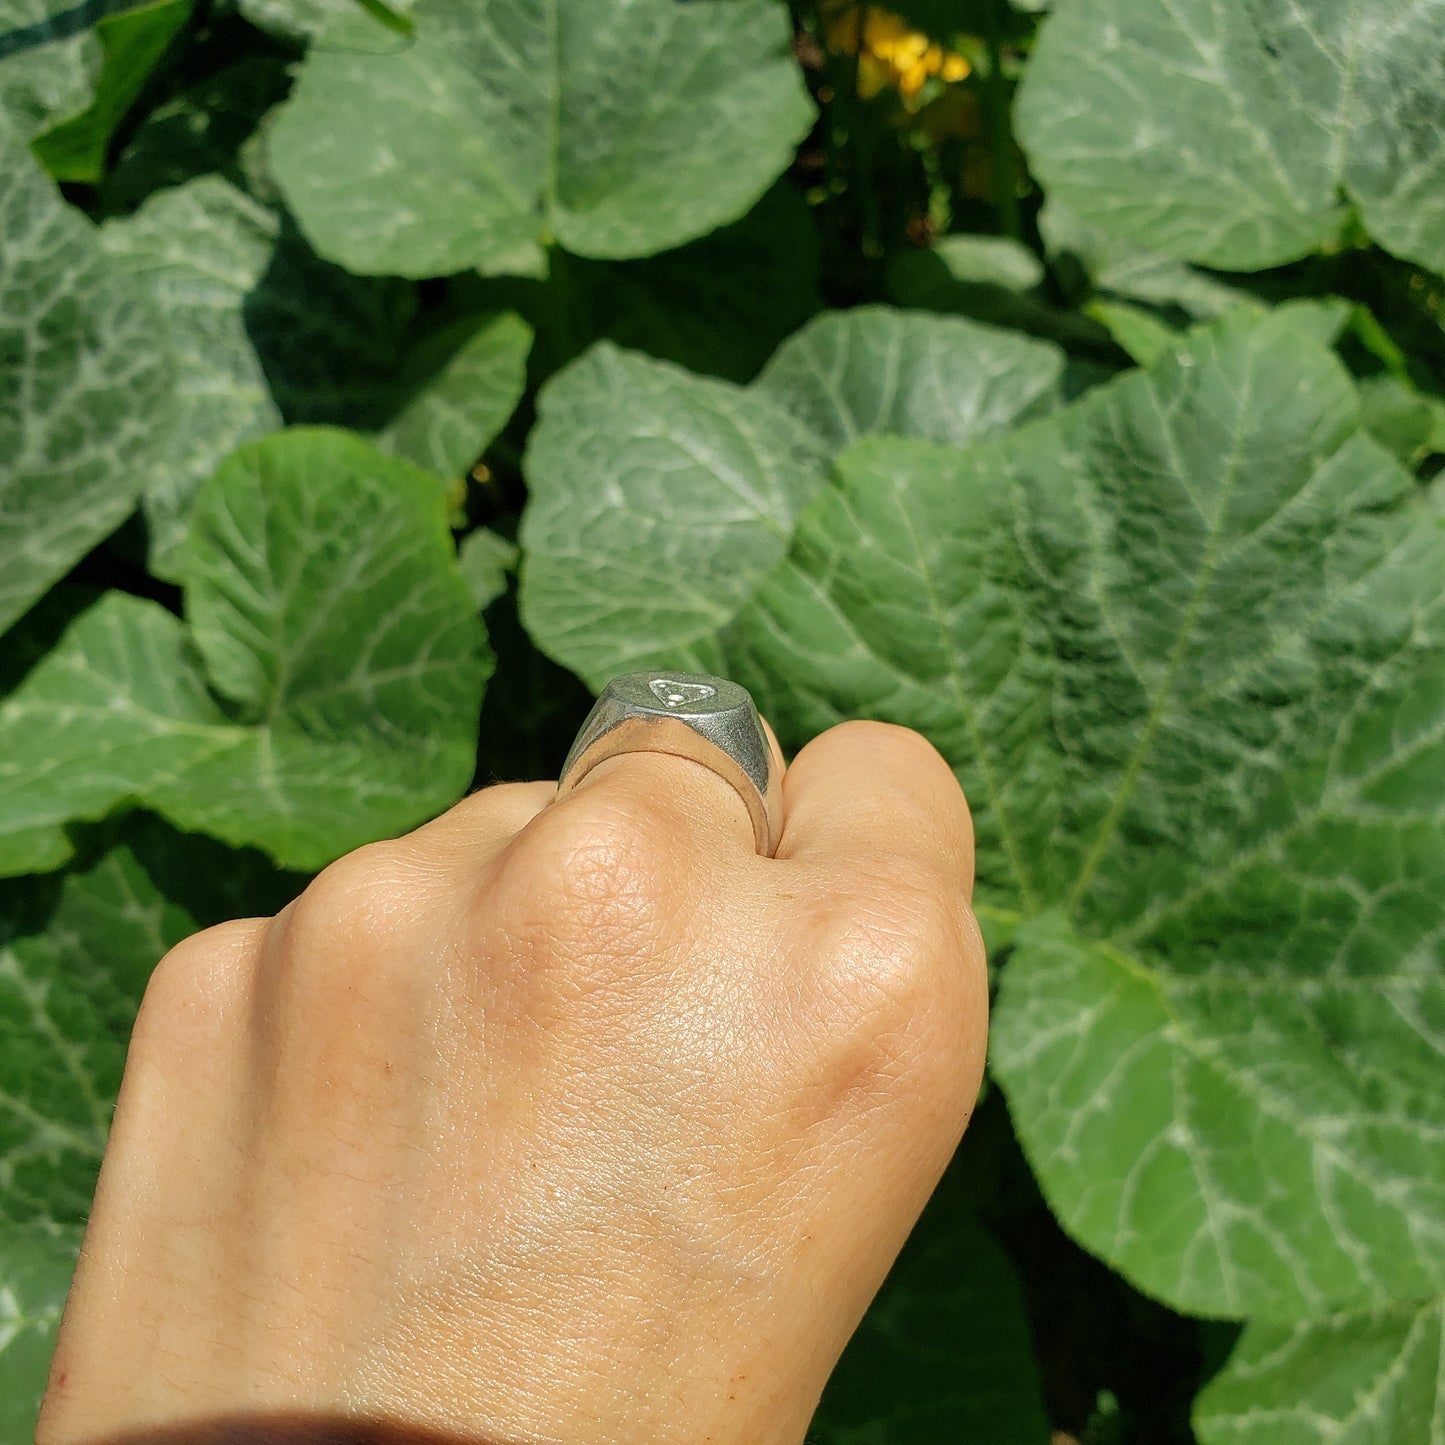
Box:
<box><xmin>555</xmin><ymin>672</ymin><xmax>784</xmax><ymax>857</ymax></box>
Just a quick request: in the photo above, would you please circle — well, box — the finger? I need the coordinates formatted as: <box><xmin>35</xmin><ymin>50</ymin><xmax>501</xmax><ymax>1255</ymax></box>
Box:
<box><xmin>395</xmin><ymin>780</ymin><xmax>558</xmax><ymax>864</ymax></box>
<box><xmin>775</xmin><ymin>720</ymin><xmax>974</xmax><ymax>894</ymax></box>
<box><xmin>556</xmin><ymin>743</ymin><xmax>763</xmax><ymax>860</ymax></box>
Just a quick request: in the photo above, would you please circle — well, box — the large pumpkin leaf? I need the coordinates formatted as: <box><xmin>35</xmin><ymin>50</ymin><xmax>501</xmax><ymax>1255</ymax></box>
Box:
<box><xmin>1194</xmin><ymin>1297</ymin><xmax>1445</xmax><ymax>1444</ymax></box>
<box><xmin>752</xmin><ymin>305</ymin><xmax>1064</xmax><ymax>454</ymax></box>
<box><xmin>96</xmin><ymin>178</ymin><xmax>529</xmax><ymax>572</ymax></box>
<box><xmin>0</xmin><ymin>0</ymin><xmax>98</xmax><ymax>138</ymax></box>
<box><xmin>0</xmin><ymin>428</ymin><xmax>490</xmax><ymax>875</ymax></box>
<box><xmin>519</xmin><ymin>343</ymin><xmax>828</xmax><ymax>689</ymax></box>
<box><xmin>696</xmin><ymin>311</ymin><xmax>1445</xmax><ymax>1321</ymax></box>
<box><xmin>520</xmin><ymin>309</ymin><xmax>1065</xmax><ymax>690</ymax></box>
<box><xmin>99</xmin><ymin>177</ymin><xmax>282</xmax><ymax>576</ymax></box>
<box><xmin>243</xmin><ymin>218</ymin><xmax>531</xmax><ymax>470</ymax></box>
<box><xmin>1016</xmin><ymin>0</ymin><xmax>1445</xmax><ymax>274</ymax></box>
<box><xmin>0</xmin><ymin>125</ymin><xmax>175</xmax><ymax>638</ymax></box>
<box><xmin>266</xmin><ymin>0</ymin><xmax>814</xmax><ymax>278</ymax></box>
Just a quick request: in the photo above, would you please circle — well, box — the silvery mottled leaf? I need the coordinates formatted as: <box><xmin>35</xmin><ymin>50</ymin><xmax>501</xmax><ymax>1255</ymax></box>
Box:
<box><xmin>714</xmin><ymin>311</ymin><xmax>1445</xmax><ymax>1320</ymax></box>
<box><xmin>0</xmin><ymin>127</ymin><xmax>175</xmax><ymax>638</ymax></box>
<box><xmin>0</xmin><ymin>429</ymin><xmax>490</xmax><ymax>874</ymax></box>
<box><xmin>754</xmin><ymin>305</ymin><xmax>1064</xmax><ymax>453</ymax></box>
<box><xmin>376</xmin><ymin>310</ymin><xmax>532</xmax><ymax>480</ymax></box>
<box><xmin>520</xmin><ymin>309</ymin><xmax>1065</xmax><ymax>690</ymax></box>
<box><xmin>1194</xmin><ymin>1298</ymin><xmax>1445</xmax><ymax>1444</ymax></box>
<box><xmin>0</xmin><ymin>818</ymin><xmax>294</xmax><ymax>1430</ymax></box>
<box><xmin>29</xmin><ymin>0</ymin><xmax>190</xmax><ymax>183</ymax></box>
<box><xmin>99</xmin><ymin>177</ymin><xmax>282</xmax><ymax>576</ymax></box>
<box><xmin>520</xmin><ymin>344</ymin><xmax>828</xmax><ymax>689</ymax></box>
<box><xmin>0</xmin><ymin>0</ymin><xmax>98</xmax><ymax>137</ymax></box>
<box><xmin>0</xmin><ymin>841</ymin><xmax>200</xmax><ymax>1433</ymax></box>
<box><xmin>266</xmin><ymin>0</ymin><xmax>815</xmax><ymax>277</ymax></box>
<box><xmin>1017</xmin><ymin>0</ymin><xmax>1445</xmax><ymax>272</ymax></box>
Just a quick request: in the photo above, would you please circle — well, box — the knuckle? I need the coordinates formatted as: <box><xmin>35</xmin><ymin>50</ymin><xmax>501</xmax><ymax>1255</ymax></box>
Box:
<box><xmin>132</xmin><ymin>918</ymin><xmax>262</xmax><ymax>1050</ymax></box>
<box><xmin>520</xmin><ymin>794</ymin><xmax>677</xmax><ymax>926</ymax></box>
<box><xmin>283</xmin><ymin>839</ymin><xmax>424</xmax><ymax>957</ymax></box>
<box><xmin>803</xmin><ymin>876</ymin><xmax>981</xmax><ymax>1101</ymax></box>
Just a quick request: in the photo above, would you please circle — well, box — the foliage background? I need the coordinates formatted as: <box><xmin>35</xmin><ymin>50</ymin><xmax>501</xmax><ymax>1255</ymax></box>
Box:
<box><xmin>2</xmin><ymin>0</ymin><xmax>1443</xmax><ymax>1439</ymax></box>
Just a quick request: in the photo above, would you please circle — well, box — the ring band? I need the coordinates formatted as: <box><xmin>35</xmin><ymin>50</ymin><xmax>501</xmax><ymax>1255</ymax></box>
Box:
<box><xmin>555</xmin><ymin>672</ymin><xmax>784</xmax><ymax>856</ymax></box>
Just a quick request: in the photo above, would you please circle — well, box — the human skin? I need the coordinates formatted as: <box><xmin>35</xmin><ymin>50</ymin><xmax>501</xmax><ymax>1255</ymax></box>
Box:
<box><xmin>37</xmin><ymin>718</ymin><xmax>988</xmax><ymax>1445</ymax></box>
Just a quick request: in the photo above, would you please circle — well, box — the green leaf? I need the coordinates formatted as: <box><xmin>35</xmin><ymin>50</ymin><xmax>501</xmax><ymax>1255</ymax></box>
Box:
<box><xmin>238</xmin><ymin>0</ymin><xmax>412</xmax><ymax>42</ymax></box>
<box><xmin>29</xmin><ymin>0</ymin><xmax>191</xmax><ymax>183</ymax></box>
<box><xmin>568</xmin><ymin>182</ymin><xmax>822</xmax><ymax>385</ymax></box>
<box><xmin>243</xmin><ymin>218</ymin><xmax>531</xmax><ymax>471</ymax></box>
<box><xmin>0</xmin><ymin>0</ymin><xmax>98</xmax><ymax>138</ymax></box>
<box><xmin>1087</xmin><ymin>299</ymin><xmax>1186</xmax><ymax>368</ymax></box>
<box><xmin>0</xmin><ymin>429</ymin><xmax>491</xmax><ymax>874</ymax></box>
<box><xmin>707</xmin><ymin>311</ymin><xmax>1445</xmax><ymax>1320</ymax></box>
<box><xmin>458</xmin><ymin>528</ymin><xmax>518</xmax><ymax>613</ymax></box>
<box><xmin>266</xmin><ymin>0</ymin><xmax>815</xmax><ymax>278</ymax></box>
<box><xmin>101</xmin><ymin>54</ymin><xmax>292</xmax><ymax>210</ymax></box>
<box><xmin>1039</xmin><ymin>195</ymin><xmax>1256</xmax><ymax>324</ymax></box>
<box><xmin>1357</xmin><ymin>373</ymin><xmax>1445</xmax><ymax>468</ymax></box>
<box><xmin>98</xmin><ymin>177</ymin><xmax>282</xmax><ymax>576</ymax></box>
<box><xmin>753</xmin><ymin>305</ymin><xmax>1065</xmax><ymax>453</ymax></box>
<box><xmin>887</xmin><ymin>231</ymin><xmax>1117</xmax><ymax>359</ymax></box>
<box><xmin>0</xmin><ymin>1222</ymin><xmax>82</xmax><ymax>1439</ymax></box>
<box><xmin>1091</xmin><ymin>296</ymin><xmax>1350</xmax><ymax>371</ymax></box>
<box><xmin>0</xmin><ymin>845</ymin><xmax>192</xmax><ymax>1229</ymax></box>
<box><xmin>0</xmin><ymin>126</ymin><xmax>175</xmax><ymax>639</ymax></box>
<box><xmin>810</xmin><ymin>1213</ymin><xmax>1049</xmax><ymax>1445</ymax></box>
<box><xmin>376</xmin><ymin>310</ymin><xmax>533</xmax><ymax>480</ymax></box>
<box><xmin>897</xmin><ymin>235</ymin><xmax>1047</xmax><ymax>295</ymax></box>
<box><xmin>520</xmin><ymin>309</ymin><xmax>1065</xmax><ymax>690</ymax></box>
<box><xmin>996</xmin><ymin>915</ymin><xmax>1444</xmax><ymax>1321</ymax></box>
<box><xmin>1194</xmin><ymin>1297</ymin><xmax>1445</xmax><ymax>1445</ymax></box>
<box><xmin>1016</xmin><ymin>0</ymin><xmax>1445</xmax><ymax>272</ymax></box>
<box><xmin>520</xmin><ymin>343</ymin><xmax>829</xmax><ymax>689</ymax></box>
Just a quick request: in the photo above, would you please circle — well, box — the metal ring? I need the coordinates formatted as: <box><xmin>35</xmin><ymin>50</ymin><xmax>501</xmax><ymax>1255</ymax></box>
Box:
<box><xmin>555</xmin><ymin>672</ymin><xmax>784</xmax><ymax>857</ymax></box>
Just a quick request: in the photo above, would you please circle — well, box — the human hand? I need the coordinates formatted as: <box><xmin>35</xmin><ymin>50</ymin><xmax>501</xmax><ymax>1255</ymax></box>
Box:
<box><xmin>37</xmin><ymin>718</ymin><xmax>987</xmax><ymax>1445</ymax></box>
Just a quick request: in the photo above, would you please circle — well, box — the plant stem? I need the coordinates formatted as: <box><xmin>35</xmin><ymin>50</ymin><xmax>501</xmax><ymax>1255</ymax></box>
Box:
<box><xmin>981</xmin><ymin>0</ymin><xmax>1021</xmax><ymax>240</ymax></box>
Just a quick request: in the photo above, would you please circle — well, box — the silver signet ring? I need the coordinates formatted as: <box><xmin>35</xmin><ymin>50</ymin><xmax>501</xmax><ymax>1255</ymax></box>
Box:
<box><xmin>555</xmin><ymin>672</ymin><xmax>784</xmax><ymax>857</ymax></box>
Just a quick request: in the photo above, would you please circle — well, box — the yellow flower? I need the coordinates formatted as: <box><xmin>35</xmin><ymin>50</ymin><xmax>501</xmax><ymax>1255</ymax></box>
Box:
<box><xmin>823</xmin><ymin>3</ymin><xmax>972</xmax><ymax>102</ymax></box>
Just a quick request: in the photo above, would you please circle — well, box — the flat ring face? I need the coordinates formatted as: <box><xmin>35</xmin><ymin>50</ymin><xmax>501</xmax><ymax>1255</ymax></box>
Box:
<box><xmin>555</xmin><ymin>671</ymin><xmax>784</xmax><ymax>857</ymax></box>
